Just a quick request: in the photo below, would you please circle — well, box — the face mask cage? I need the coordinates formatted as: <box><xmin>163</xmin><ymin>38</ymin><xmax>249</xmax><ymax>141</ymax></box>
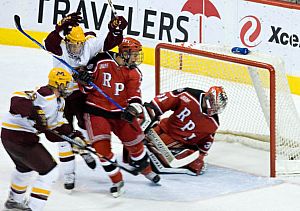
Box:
<box><xmin>205</xmin><ymin>88</ymin><xmax>228</xmax><ymax>116</ymax></box>
<box><xmin>58</xmin><ymin>82</ymin><xmax>73</xmax><ymax>98</ymax></box>
<box><xmin>121</xmin><ymin>50</ymin><xmax>144</xmax><ymax>68</ymax></box>
<box><xmin>66</xmin><ymin>41</ymin><xmax>85</xmax><ymax>59</ymax></box>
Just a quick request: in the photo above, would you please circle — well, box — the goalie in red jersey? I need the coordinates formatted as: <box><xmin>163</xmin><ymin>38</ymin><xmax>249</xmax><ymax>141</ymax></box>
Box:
<box><xmin>143</xmin><ymin>86</ymin><xmax>228</xmax><ymax>176</ymax></box>
<box><xmin>75</xmin><ymin>37</ymin><xmax>160</xmax><ymax>197</ymax></box>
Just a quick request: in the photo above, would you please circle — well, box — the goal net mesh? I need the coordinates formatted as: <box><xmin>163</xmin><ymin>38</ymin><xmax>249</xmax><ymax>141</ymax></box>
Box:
<box><xmin>155</xmin><ymin>43</ymin><xmax>300</xmax><ymax>176</ymax></box>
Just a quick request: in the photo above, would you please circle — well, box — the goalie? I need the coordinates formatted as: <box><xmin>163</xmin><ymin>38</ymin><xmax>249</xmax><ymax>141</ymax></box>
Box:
<box><xmin>143</xmin><ymin>86</ymin><xmax>228</xmax><ymax>175</ymax></box>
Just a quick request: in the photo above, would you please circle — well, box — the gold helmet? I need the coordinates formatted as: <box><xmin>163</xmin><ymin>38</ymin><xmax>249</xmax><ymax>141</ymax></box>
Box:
<box><xmin>48</xmin><ymin>68</ymin><xmax>73</xmax><ymax>97</ymax></box>
<box><xmin>65</xmin><ymin>26</ymin><xmax>86</xmax><ymax>43</ymax></box>
<box><xmin>65</xmin><ymin>26</ymin><xmax>86</xmax><ymax>59</ymax></box>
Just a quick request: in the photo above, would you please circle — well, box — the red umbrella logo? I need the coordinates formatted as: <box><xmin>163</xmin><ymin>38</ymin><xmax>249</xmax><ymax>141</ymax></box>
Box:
<box><xmin>181</xmin><ymin>0</ymin><xmax>221</xmax><ymax>43</ymax></box>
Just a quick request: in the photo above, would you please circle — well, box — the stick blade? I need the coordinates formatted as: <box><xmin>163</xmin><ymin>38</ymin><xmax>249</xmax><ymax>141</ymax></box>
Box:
<box><xmin>14</xmin><ymin>15</ymin><xmax>21</xmax><ymax>29</ymax></box>
<box><xmin>169</xmin><ymin>150</ymin><xmax>199</xmax><ymax>168</ymax></box>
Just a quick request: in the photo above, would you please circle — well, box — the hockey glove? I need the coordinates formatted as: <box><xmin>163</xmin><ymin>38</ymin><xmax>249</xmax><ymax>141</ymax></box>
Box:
<box><xmin>55</xmin><ymin>12</ymin><xmax>82</xmax><ymax>35</ymax></box>
<box><xmin>73</xmin><ymin>67</ymin><xmax>94</xmax><ymax>85</ymax></box>
<box><xmin>121</xmin><ymin>103</ymin><xmax>143</xmax><ymax>123</ymax></box>
<box><xmin>108</xmin><ymin>16</ymin><xmax>128</xmax><ymax>36</ymax></box>
<box><xmin>31</xmin><ymin>106</ymin><xmax>48</xmax><ymax>132</ymax></box>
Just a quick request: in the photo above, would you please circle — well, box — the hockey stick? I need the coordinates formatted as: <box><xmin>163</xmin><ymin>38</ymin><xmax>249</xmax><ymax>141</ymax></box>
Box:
<box><xmin>146</xmin><ymin>149</ymin><xmax>197</xmax><ymax>176</ymax></box>
<box><xmin>107</xmin><ymin>0</ymin><xmax>118</xmax><ymax>17</ymax></box>
<box><xmin>47</xmin><ymin>129</ymin><xmax>139</xmax><ymax>176</ymax></box>
<box><xmin>14</xmin><ymin>15</ymin><xmax>124</xmax><ymax>111</ymax></box>
<box><xmin>146</xmin><ymin>129</ymin><xmax>199</xmax><ymax>168</ymax></box>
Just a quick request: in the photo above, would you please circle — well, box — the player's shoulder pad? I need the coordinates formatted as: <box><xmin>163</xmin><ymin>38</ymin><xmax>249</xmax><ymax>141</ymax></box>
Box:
<box><xmin>36</xmin><ymin>86</ymin><xmax>54</xmax><ymax>97</ymax></box>
<box><xmin>86</xmin><ymin>51</ymin><xmax>117</xmax><ymax>70</ymax></box>
<box><xmin>84</xmin><ymin>31</ymin><xmax>96</xmax><ymax>38</ymax></box>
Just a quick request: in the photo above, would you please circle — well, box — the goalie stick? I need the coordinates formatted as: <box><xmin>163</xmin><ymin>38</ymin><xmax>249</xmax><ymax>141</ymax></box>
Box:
<box><xmin>13</xmin><ymin>15</ymin><xmax>124</xmax><ymax>112</ymax></box>
<box><xmin>146</xmin><ymin>148</ymin><xmax>197</xmax><ymax>176</ymax></box>
<box><xmin>146</xmin><ymin>128</ymin><xmax>200</xmax><ymax>168</ymax></box>
<box><xmin>47</xmin><ymin>129</ymin><xmax>139</xmax><ymax>176</ymax></box>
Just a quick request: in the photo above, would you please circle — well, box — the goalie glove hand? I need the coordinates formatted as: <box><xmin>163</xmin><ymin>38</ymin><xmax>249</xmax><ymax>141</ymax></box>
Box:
<box><xmin>108</xmin><ymin>16</ymin><xmax>128</xmax><ymax>36</ymax></box>
<box><xmin>121</xmin><ymin>103</ymin><xmax>143</xmax><ymax>123</ymax></box>
<box><xmin>55</xmin><ymin>12</ymin><xmax>82</xmax><ymax>35</ymax></box>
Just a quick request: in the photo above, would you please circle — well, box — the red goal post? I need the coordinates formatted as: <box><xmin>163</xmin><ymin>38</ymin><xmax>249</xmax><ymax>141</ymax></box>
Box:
<box><xmin>155</xmin><ymin>42</ymin><xmax>300</xmax><ymax>177</ymax></box>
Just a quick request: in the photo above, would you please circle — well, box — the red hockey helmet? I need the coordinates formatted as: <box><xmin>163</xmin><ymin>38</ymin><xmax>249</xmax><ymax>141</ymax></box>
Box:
<box><xmin>119</xmin><ymin>37</ymin><xmax>143</xmax><ymax>68</ymax></box>
<box><xmin>204</xmin><ymin>86</ymin><xmax>228</xmax><ymax>116</ymax></box>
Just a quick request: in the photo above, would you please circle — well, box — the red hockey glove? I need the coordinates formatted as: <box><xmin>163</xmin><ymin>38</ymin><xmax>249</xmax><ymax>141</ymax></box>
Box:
<box><xmin>55</xmin><ymin>12</ymin><xmax>82</xmax><ymax>35</ymax></box>
<box><xmin>108</xmin><ymin>16</ymin><xmax>128</xmax><ymax>36</ymax></box>
<box><xmin>31</xmin><ymin>106</ymin><xmax>48</xmax><ymax>132</ymax></box>
<box><xmin>121</xmin><ymin>103</ymin><xmax>143</xmax><ymax>123</ymax></box>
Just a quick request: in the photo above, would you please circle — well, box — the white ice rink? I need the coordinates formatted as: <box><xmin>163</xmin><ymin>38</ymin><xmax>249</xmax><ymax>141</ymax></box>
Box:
<box><xmin>1</xmin><ymin>45</ymin><xmax>300</xmax><ymax>211</ymax></box>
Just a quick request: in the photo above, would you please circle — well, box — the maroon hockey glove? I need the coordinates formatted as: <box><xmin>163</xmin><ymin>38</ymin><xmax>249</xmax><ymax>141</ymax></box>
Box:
<box><xmin>108</xmin><ymin>16</ymin><xmax>128</xmax><ymax>36</ymax></box>
<box><xmin>55</xmin><ymin>12</ymin><xmax>82</xmax><ymax>35</ymax></box>
<box><xmin>31</xmin><ymin>106</ymin><xmax>48</xmax><ymax>132</ymax></box>
<box><xmin>73</xmin><ymin>67</ymin><xmax>94</xmax><ymax>85</ymax></box>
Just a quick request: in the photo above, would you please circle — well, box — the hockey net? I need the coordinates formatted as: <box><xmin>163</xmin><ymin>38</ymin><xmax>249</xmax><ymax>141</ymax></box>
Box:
<box><xmin>155</xmin><ymin>42</ymin><xmax>300</xmax><ymax>177</ymax></box>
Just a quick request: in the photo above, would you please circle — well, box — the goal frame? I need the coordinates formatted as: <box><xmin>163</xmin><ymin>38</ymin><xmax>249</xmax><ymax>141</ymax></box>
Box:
<box><xmin>155</xmin><ymin>43</ymin><xmax>276</xmax><ymax>177</ymax></box>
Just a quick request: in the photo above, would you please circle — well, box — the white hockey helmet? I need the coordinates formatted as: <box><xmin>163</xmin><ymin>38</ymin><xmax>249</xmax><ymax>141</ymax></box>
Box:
<box><xmin>204</xmin><ymin>86</ymin><xmax>228</xmax><ymax>116</ymax></box>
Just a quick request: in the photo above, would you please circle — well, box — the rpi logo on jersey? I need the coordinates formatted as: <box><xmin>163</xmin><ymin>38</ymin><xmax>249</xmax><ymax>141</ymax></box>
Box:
<box><xmin>181</xmin><ymin>0</ymin><xmax>221</xmax><ymax>43</ymax></box>
<box><xmin>239</xmin><ymin>15</ymin><xmax>262</xmax><ymax>48</ymax></box>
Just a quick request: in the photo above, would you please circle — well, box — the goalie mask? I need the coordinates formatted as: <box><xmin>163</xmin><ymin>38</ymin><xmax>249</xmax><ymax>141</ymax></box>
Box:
<box><xmin>48</xmin><ymin>68</ymin><xmax>73</xmax><ymax>97</ymax></box>
<box><xmin>204</xmin><ymin>86</ymin><xmax>228</xmax><ymax>116</ymax></box>
<box><xmin>65</xmin><ymin>26</ymin><xmax>86</xmax><ymax>59</ymax></box>
<box><xmin>119</xmin><ymin>37</ymin><xmax>144</xmax><ymax>69</ymax></box>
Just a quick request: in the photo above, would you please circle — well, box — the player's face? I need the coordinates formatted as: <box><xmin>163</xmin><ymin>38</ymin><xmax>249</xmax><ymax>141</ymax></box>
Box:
<box><xmin>66</xmin><ymin>41</ymin><xmax>85</xmax><ymax>59</ymax></box>
<box><xmin>59</xmin><ymin>82</ymin><xmax>73</xmax><ymax>98</ymax></box>
<box><xmin>128</xmin><ymin>50</ymin><xmax>143</xmax><ymax>66</ymax></box>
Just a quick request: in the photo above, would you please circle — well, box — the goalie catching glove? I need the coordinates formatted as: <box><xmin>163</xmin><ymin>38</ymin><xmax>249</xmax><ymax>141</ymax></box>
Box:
<box><xmin>55</xmin><ymin>12</ymin><xmax>82</xmax><ymax>36</ymax></box>
<box><xmin>121</xmin><ymin>103</ymin><xmax>143</xmax><ymax>123</ymax></box>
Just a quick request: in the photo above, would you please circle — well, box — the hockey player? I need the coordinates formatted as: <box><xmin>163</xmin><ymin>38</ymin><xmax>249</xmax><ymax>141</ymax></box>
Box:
<box><xmin>44</xmin><ymin>11</ymin><xmax>128</xmax><ymax>190</ymax></box>
<box><xmin>1</xmin><ymin>68</ymin><xmax>87</xmax><ymax>211</ymax></box>
<box><xmin>144</xmin><ymin>86</ymin><xmax>228</xmax><ymax>175</ymax></box>
<box><xmin>75</xmin><ymin>37</ymin><xmax>160</xmax><ymax>197</ymax></box>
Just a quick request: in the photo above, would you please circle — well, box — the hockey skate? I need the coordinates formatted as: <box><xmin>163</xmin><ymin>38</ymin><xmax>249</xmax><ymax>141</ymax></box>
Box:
<box><xmin>144</xmin><ymin>171</ymin><xmax>161</xmax><ymax>184</ymax></box>
<box><xmin>4</xmin><ymin>192</ymin><xmax>31</xmax><ymax>211</ymax></box>
<box><xmin>110</xmin><ymin>181</ymin><xmax>125</xmax><ymax>198</ymax></box>
<box><xmin>129</xmin><ymin>153</ymin><xmax>150</xmax><ymax>173</ymax></box>
<box><xmin>64</xmin><ymin>172</ymin><xmax>75</xmax><ymax>190</ymax></box>
<box><xmin>80</xmin><ymin>152</ymin><xmax>96</xmax><ymax>169</ymax></box>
